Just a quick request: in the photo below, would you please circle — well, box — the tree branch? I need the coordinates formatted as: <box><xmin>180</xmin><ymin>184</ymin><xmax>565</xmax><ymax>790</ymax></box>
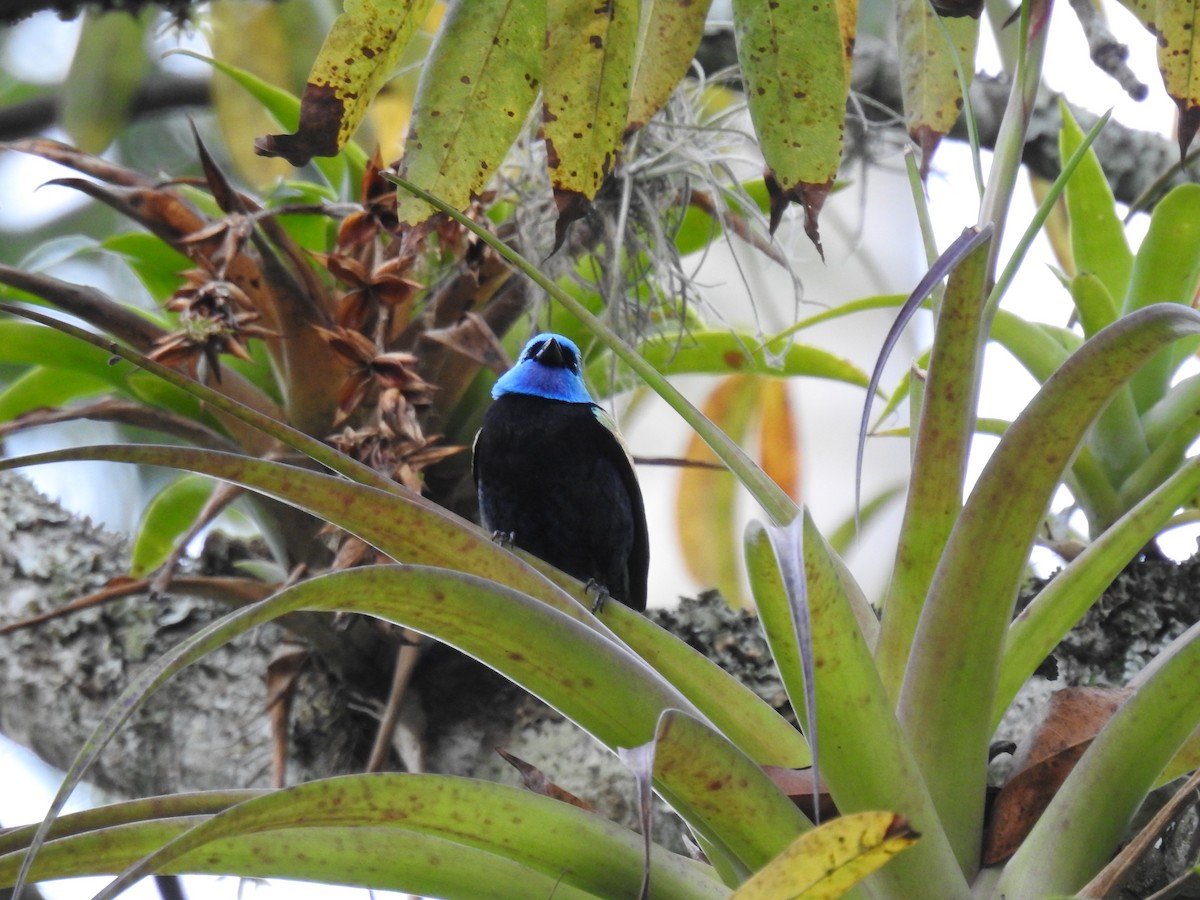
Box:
<box><xmin>0</xmin><ymin>76</ymin><xmax>209</xmax><ymax>142</ymax></box>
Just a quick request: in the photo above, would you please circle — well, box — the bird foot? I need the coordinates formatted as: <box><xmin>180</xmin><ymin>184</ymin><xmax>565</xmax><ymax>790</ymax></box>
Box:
<box><xmin>491</xmin><ymin>530</ymin><xmax>516</xmax><ymax>549</ymax></box>
<box><xmin>585</xmin><ymin>579</ymin><xmax>612</xmax><ymax>614</ymax></box>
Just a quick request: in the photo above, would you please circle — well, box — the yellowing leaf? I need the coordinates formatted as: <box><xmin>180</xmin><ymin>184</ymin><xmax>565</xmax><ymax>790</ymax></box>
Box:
<box><xmin>257</xmin><ymin>0</ymin><xmax>435</xmax><ymax>166</ymax></box>
<box><xmin>209</xmin><ymin>1</ymin><xmax>295</xmax><ymax>188</ymax></box>
<box><xmin>677</xmin><ymin>375</ymin><xmax>760</xmax><ymax>608</ymax></box>
<box><xmin>732</xmin><ymin>812</ymin><xmax>919</xmax><ymax>900</ymax></box>
<box><xmin>543</xmin><ymin>0</ymin><xmax>638</xmax><ymax>200</ymax></box>
<box><xmin>1155</xmin><ymin>0</ymin><xmax>1200</xmax><ymax>156</ymax></box>
<box><xmin>627</xmin><ymin>0</ymin><xmax>713</xmax><ymax>132</ymax></box>
<box><xmin>759</xmin><ymin>378</ymin><xmax>800</xmax><ymax>501</ymax></box>
<box><xmin>895</xmin><ymin>0</ymin><xmax>979</xmax><ymax>174</ymax></box>
<box><xmin>395</xmin><ymin>0</ymin><xmax>543</xmax><ymax>225</ymax></box>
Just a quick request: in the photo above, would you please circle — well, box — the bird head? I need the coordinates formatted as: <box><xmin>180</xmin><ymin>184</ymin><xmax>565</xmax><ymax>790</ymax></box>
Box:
<box><xmin>492</xmin><ymin>333</ymin><xmax>594</xmax><ymax>403</ymax></box>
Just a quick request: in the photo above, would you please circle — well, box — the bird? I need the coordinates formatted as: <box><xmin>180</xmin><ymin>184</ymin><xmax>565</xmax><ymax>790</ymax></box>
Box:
<box><xmin>473</xmin><ymin>332</ymin><xmax>649</xmax><ymax>611</ymax></box>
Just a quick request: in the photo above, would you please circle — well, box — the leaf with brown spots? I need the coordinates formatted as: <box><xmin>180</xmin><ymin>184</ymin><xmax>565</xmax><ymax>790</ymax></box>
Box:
<box><xmin>895</xmin><ymin>0</ymin><xmax>979</xmax><ymax>176</ymax></box>
<box><xmin>1155</xmin><ymin>0</ymin><xmax>1200</xmax><ymax>157</ymax></box>
<box><xmin>983</xmin><ymin>686</ymin><xmax>1134</xmax><ymax>865</ymax></box>
<box><xmin>732</xmin><ymin>812</ymin><xmax>919</xmax><ymax>899</ymax></box>
<box><xmin>394</xmin><ymin>0</ymin><xmax>543</xmax><ymax>226</ymax></box>
<box><xmin>626</xmin><ymin>0</ymin><xmax>713</xmax><ymax>135</ymax></box>
<box><xmin>733</xmin><ymin>0</ymin><xmax>850</xmax><ymax>253</ymax></box>
<box><xmin>257</xmin><ymin>0</ymin><xmax>436</xmax><ymax>166</ymax></box>
<box><xmin>543</xmin><ymin>0</ymin><xmax>638</xmax><ymax>240</ymax></box>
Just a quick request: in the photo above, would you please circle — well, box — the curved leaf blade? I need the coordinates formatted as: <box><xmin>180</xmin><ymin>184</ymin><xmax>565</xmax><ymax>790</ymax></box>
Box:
<box><xmin>745</xmin><ymin>517</ymin><xmax>968</xmax><ymax>899</ymax></box>
<box><xmin>996</xmin><ymin>624</ymin><xmax>1200</xmax><ymax>897</ymax></box>
<box><xmin>1122</xmin><ymin>184</ymin><xmax>1200</xmax><ymax>412</ymax></box>
<box><xmin>68</xmin><ymin>775</ymin><xmax>724</xmax><ymax>900</ymax></box>
<box><xmin>586</xmin><ymin>331</ymin><xmax>870</xmax><ymax>399</ymax></box>
<box><xmin>131</xmin><ymin>475</ymin><xmax>217</xmax><ymax>578</ymax></box>
<box><xmin>256</xmin><ymin>0</ymin><xmax>435</xmax><ymax>166</ymax></box>
<box><xmin>731</xmin><ymin>811</ymin><xmax>919</xmax><ymax>900</ymax></box>
<box><xmin>898</xmin><ymin>302</ymin><xmax>1200</xmax><ymax>873</ymax></box>
<box><xmin>650</xmin><ymin>710</ymin><xmax>812</xmax><ymax>881</ymax></box>
<box><xmin>1059</xmin><ymin>104</ymin><xmax>1133</xmax><ymax>305</ymax></box>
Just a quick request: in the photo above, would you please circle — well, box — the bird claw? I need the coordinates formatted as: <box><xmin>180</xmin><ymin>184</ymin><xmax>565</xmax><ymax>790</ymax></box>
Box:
<box><xmin>585</xmin><ymin>579</ymin><xmax>611</xmax><ymax>614</ymax></box>
<box><xmin>491</xmin><ymin>530</ymin><xmax>516</xmax><ymax>549</ymax></box>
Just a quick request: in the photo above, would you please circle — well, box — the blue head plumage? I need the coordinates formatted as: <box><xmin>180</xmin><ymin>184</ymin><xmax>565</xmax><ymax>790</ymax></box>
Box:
<box><xmin>492</xmin><ymin>333</ymin><xmax>594</xmax><ymax>404</ymax></box>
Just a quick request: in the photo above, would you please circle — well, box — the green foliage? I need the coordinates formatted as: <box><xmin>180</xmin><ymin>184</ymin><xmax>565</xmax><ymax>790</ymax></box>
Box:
<box><xmin>2</xmin><ymin>1</ymin><xmax>1200</xmax><ymax>899</ymax></box>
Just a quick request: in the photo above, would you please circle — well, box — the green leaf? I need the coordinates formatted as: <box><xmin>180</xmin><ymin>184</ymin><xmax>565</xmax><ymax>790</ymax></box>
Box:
<box><xmin>1068</xmin><ymin>277</ymin><xmax>1149</xmax><ymax>496</ymax></box>
<box><xmin>649</xmin><ymin>710</ymin><xmax>812</xmax><ymax>880</ymax></box>
<box><xmin>897</xmin><ymin>302</ymin><xmax>1200</xmax><ymax>874</ymax></box>
<box><xmin>599</xmin><ymin>603</ymin><xmax>811</xmax><ymax>769</ymax></box>
<box><xmin>0</xmin><ymin>780</ymin><xmax>723</xmax><ymax>899</ymax></box>
<box><xmin>998</xmin><ymin>455</ymin><xmax>1200</xmax><ymax>721</ymax></box>
<box><xmin>65</xmin><ymin>775</ymin><xmax>724</xmax><ymax>900</ymax></box>
<box><xmin>874</xmin><ymin>233</ymin><xmax>991</xmax><ymax>698</ymax></box>
<box><xmin>1068</xmin><ymin>272</ymin><xmax>1120</xmax><ymax>341</ymax></box>
<box><xmin>745</xmin><ymin>516</ymin><xmax>969</xmax><ymax>899</ymax></box>
<box><xmin>131</xmin><ymin>475</ymin><xmax>217</xmax><ymax>578</ymax></box>
<box><xmin>1059</xmin><ymin>104</ymin><xmax>1133</xmax><ymax>305</ymax></box>
<box><xmin>0</xmin><ymin>365</ymin><xmax>112</xmax><ymax>422</ymax></box>
<box><xmin>586</xmin><ymin>330</ymin><xmax>870</xmax><ymax>398</ymax></box>
<box><xmin>732</xmin><ymin>0</ymin><xmax>849</xmax><ymax>208</ymax></box>
<box><xmin>101</xmin><ymin>232</ymin><xmax>191</xmax><ymax>304</ymax></box>
<box><xmin>394</xmin><ymin>0</ymin><xmax>543</xmax><ymax>225</ymax></box>
<box><xmin>0</xmin><ymin>441</ymin><xmax>800</xmax><ymax>770</ymax></box>
<box><xmin>626</xmin><ymin>0</ymin><xmax>713</xmax><ymax>132</ymax></box>
<box><xmin>1122</xmin><ymin>184</ymin><xmax>1200</xmax><ymax>413</ymax></box>
<box><xmin>543</xmin><ymin>0</ymin><xmax>638</xmax><ymax>200</ymax></box>
<box><xmin>0</xmin><ymin>561</ymin><xmax>709</xmax><ymax>896</ymax></box>
<box><xmin>989</xmin><ymin>308</ymin><xmax>1070</xmax><ymax>382</ymax></box>
<box><xmin>0</xmin><ymin>321</ymin><xmax>132</xmax><ymax>386</ymax></box>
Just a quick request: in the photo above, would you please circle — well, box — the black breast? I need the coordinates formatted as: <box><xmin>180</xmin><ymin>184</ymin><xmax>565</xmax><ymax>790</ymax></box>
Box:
<box><xmin>474</xmin><ymin>393</ymin><xmax>648</xmax><ymax>610</ymax></box>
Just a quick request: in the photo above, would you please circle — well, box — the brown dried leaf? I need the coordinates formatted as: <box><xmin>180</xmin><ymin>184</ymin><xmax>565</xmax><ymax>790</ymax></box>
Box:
<box><xmin>764</xmin><ymin>171</ymin><xmax>831</xmax><ymax>259</ymax></box>
<box><xmin>267</xmin><ymin>639</ymin><xmax>310</xmax><ymax>789</ymax></box>
<box><xmin>495</xmin><ymin>748</ymin><xmax>595</xmax><ymax>811</ymax></box>
<box><xmin>983</xmin><ymin>685</ymin><xmax>1134</xmax><ymax>865</ymax></box>
<box><xmin>761</xmin><ymin>764</ymin><xmax>839</xmax><ymax>822</ymax></box>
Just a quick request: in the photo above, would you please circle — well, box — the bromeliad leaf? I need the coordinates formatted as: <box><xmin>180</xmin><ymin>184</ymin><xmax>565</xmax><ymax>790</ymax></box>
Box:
<box><xmin>1154</xmin><ymin>0</ymin><xmax>1200</xmax><ymax>157</ymax></box>
<box><xmin>895</xmin><ymin>0</ymin><xmax>979</xmax><ymax>175</ymax></box>
<box><xmin>732</xmin><ymin>0</ymin><xmax>852</xmax><ymax>251</ymax></box>
<box><xmin>731</xmin><ymin>812</ymin><xmax>919</xmax><ymax>900</ymax></box>
<box><xmin>626</xmin><ymin>0</ymin><xmax>713</xmax><ymax>133</ymax></box>
<box><xmin>394</xmin><ymin>0</ymin><xmax>544</xmax><ymax>225</ymax></box>
<box><xmin>1059</xmin><ymin>105</ymin><xmax>1134</xmax><ymax>306</ymax></box>
<box><xmin>256</xmin><ymin>0</ymin><xmax>436</xmax><ymax>167</ymax></box>
<box><xmin>543</xmin><ymin>0</ymin><xmax>639</xmax><ymax>243</ymax></box>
